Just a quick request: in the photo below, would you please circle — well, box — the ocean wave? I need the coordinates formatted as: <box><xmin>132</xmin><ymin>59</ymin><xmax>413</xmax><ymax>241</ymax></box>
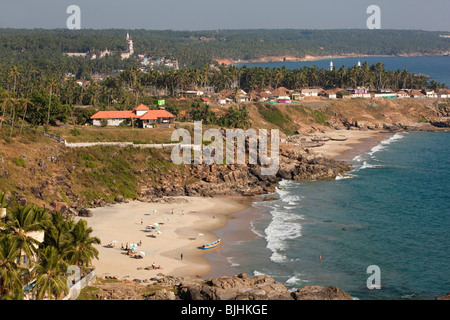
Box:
<box><xmin>264</xmin><ymin>209</ymin><xmax>303</xmax><ymax>263</ymax></box>
<box><xmin>286</xmin><ymin>274</ymin><xmax>309</xmax><ymax>287</ymax></box>
<box><xmin>253</xmin><ymin>270</ymin><xmax>266</xmax><ymax>277</ymax></box>
<box><xmin>335</xmin><ymin>173</ymin><xmax>357</xmax><ymax>180</ymax></box>
<box><xmin>368</xmin><ymin>132</ymin><xmax>406</xmax><ymax>156</ymax></box>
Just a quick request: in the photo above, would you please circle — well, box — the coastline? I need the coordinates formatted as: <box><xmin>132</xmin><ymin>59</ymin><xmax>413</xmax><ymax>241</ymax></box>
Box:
<box><xmin>204</xmin><ymin>129</ymin><xmax>393</xmax><ymax>278</ymax></box>
<box><xmin>82</xmin><ymin>129</ymin><xmax>394</xmax><ymax>282</ymax></box>
<box><xmin>231</xmin><ymin>52</ymin><xmax>449</xmax><ymax>65</ymax></box>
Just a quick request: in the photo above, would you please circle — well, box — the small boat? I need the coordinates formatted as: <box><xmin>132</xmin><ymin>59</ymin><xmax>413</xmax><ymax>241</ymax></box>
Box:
<box><xmin>200</xmin><ymin>239</ymin><xmax>222</xmax><ymax>250</ymax></box>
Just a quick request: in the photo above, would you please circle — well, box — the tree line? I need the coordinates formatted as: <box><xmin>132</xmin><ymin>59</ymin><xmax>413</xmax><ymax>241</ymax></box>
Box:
<box><xmin>0</xmin><ymin>61</ymin><xmax>445</xmax><ymax>131</ymax></box>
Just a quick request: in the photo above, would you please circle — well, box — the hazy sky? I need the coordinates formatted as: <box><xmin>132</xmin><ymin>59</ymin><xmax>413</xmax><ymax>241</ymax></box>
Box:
<box><xmin>0</xmin><ymin>0</ymin><xmax>449</xmax><ymax>31</ymax></box>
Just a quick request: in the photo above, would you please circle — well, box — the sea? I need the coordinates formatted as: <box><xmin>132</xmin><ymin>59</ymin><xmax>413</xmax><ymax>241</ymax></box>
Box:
<box><xmin>208</xmin><ymin>56</ymin><xmax>450</xmax><ymax>300</ymax></box>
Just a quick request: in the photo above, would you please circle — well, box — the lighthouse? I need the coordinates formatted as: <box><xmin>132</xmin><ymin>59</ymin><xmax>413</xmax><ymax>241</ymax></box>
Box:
<box><xmin>330</xmin><ymin>61</ymin><xmax>334</xmax><ymax>71</ymax></box>
<box><xmin>357</xmin><ymin>60</ymin><xmax>361</xmax><ymax>67</ymax></box>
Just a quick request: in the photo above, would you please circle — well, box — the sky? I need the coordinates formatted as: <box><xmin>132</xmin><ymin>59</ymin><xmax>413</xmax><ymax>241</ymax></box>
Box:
<box><xmin>0</xmin><ymin>0</ymin><xmax>449</xmax><ymax>31</ymax></box>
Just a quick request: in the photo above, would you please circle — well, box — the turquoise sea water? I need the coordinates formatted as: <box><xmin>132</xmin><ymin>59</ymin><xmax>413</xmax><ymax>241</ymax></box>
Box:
<box><xmin>216</xmin><ymin>131</ymin><xmax>450</xmax><ymax>300</ymax></box>
<box><xmin>236</xmin><ymin>55</ymin><xmax>450</xmax><ymax>86</ymax></box>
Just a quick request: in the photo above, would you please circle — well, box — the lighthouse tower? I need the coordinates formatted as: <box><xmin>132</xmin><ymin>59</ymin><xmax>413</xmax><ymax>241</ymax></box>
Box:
<box><xmin>330</xmin><ymin>61</ymin><xmax>334</xmax><ymax>71</ymax></box>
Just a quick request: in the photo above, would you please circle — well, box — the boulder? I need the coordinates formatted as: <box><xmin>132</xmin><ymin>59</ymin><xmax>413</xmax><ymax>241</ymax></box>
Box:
<box><xmin>292</xmin><ymin>286</ymin><xmax>353</xmax><ymax>300</ymax></box>
<box><xmin>78</xmin><ymin>208</ymin><xmax>93</xmax><ymax>217</ymax></box>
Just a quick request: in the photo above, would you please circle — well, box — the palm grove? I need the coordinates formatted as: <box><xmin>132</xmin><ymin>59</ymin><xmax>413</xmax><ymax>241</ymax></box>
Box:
<box><xmin>0</xmin><ymin>61</ymin><xmax>445</xmax><ymax>130</ymax></box>
<box><xmin>0</xmin><ymin>192</ymin><xmax>100</xmax><ymax>300</ymax></box>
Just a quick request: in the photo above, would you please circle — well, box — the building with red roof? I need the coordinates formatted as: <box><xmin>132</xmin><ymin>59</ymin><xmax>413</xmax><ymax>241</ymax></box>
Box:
<box><xmin>90</xmin><ymin>104</ymin><xmax>174</xmax><ymax>128</ymax></box>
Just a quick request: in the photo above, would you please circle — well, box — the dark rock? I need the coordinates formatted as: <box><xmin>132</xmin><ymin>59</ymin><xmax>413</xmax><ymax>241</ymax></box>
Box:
<box><xmin>78</xmin><ymin>208</ymin><xmax>93</xmax><ymax>217</ymax></box>
<box><xmin>292</xmin><ymin>286</ymin><xmax>353</xmax><ymax>300</ymax></box>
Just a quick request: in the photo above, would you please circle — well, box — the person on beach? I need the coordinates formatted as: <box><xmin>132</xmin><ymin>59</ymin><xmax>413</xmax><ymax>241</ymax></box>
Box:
<box><xmin>141</xmin><ymin>219</ymin><xmax>143</xmax><ymax>225</ymax></box>
<box><xmin>180</xmin><ymin>253</ymin><xmax>183</xmax><ymax>260</ymax></box>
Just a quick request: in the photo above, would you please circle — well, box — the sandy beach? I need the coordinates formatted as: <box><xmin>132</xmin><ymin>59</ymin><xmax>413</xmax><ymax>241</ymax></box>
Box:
<box><xmin>80</xmin><ymin>129</ymin><xmax>391</xmax><ymax>282</ymax></box>
<box><xmin>311</xmin><ymin>129</ymin><xmax>392</xmax><ymax>161</ymax></box>
<box><xmin>78</xmin><ymin>196</ymin><xmax>250</xmax><ymax>281</ymax></box>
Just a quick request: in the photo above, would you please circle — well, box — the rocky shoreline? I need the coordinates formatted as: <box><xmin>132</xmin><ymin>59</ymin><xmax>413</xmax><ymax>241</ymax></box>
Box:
<box><xmin>88</xmin><ymin>272</ymin><xmax>450</xmax><ymax>301</ymax></box>
<box><xmin>90</xmin><ymin>273</ymin><xmax>354</xmax><ymax>300</ymax></box>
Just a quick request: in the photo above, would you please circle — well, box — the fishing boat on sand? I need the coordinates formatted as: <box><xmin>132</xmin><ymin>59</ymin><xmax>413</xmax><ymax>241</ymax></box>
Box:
<box><xmin>200</xmin><ymin>239</ymin><xmax>221</xmax><ymax>250</ymax></box>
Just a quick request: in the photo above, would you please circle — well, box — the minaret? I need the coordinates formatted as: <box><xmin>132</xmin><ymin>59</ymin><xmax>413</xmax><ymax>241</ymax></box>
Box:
<box><xmin>126</xmin><ymin>32</ymin><xmax>134</xmax><ymax>55</ymax></box>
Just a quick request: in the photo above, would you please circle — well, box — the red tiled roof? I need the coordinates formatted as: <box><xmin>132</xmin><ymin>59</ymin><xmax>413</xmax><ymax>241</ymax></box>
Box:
<box><xmin>134</xmin><ymin>104</ymin><xmax>150</xmax><ymax>111</ymax></box>
<box><xmin>90</xmin><ymin>111</ymin><xmax>137</xmax><ymax>119</ymax></box>
<box><xmin>147</xmin><ymin>110</ymin><xmax>175</xmax><ymax>118</ymax></box>
<box><xmin>139</xmin><ymin>112</ymin><xmax>158</xmax><ymax>120</ymax></box>
<box><xmin>91</xmin><ymin>109</ymin><xmax>175</xmax><ymax>120</ymax></box>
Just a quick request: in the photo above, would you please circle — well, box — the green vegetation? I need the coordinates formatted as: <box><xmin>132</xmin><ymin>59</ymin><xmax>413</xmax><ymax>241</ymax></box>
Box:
<box><xmin>304</xmin><ymin>107</ymin><xmax>329</xmax><ymax>126</ymax></box>
<box><xmin>0</xmin><ymin>200</ymin><xmax>101</xmax><ymax>300</ymax></box>
<box><xmin>12</xmin><ymin>157</ymin><xmax>27</xmax><ymax>168</ymax></box>
<box><xmin>188</xmin><ymin>100</ymin><xmax>251</xmax><ymax>128</ymax></box>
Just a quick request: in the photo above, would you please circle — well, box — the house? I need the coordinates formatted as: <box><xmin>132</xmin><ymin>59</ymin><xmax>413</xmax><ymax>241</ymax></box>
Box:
<box><xmin>374</xmin><ymin>93</ymin><xmax>396</xmax><ymax>99</ymax></box>
<box><xmin>90</xmin><ymin>104</ymin><xmax>174</xmax><ymax>127</ymax></box>
<box><xmin>291</xmin><ymin>92</ymin><xmax>305</xmax><ymax>101</ymax></box>
<box><xmin>437</xmin><ymin>89</ymin><xmax>450</xmax><ymax>98</ymax></box>
<box><xmin>276</xmin><ymin>96</ymin><xmax>292</xmax><ymax>103</ymax></box>
<box><xmin>178</xmin><ymin>86</ymin><xmax>204</xmax><ymax>97</ymax></box>
<box><xmin>423</xmin><ymin>89</ymin><xmax>438</xmax><ymax>98</ymax></box>
<box><xmin>216</xmin><ymin>96</ymin><xmax>232</xmax><ymax>106</ymax></box>
<box><xmin>324</xmin><ymin>90</ymin><xmax>337</xmax><ymax>99</ymax></box>
<box><xmin>300</xmin><ymin>88</ymin><xmax>319</xmax><ymax>97</ymax></box>
<box><xmin>396</xmin><ymin>91</ymin><xmax>410</xmax><ymax>99</ymax></box>
<box><xmin>410</xmin><ymin>90</ymin><xmax>426</xmax><ymax>98</ymax></box>
<box><xmin>201</xmin><ymin>97</ymin><xmax>211</xmax><ymax>105</ymax></box>
<box><xmin>351</xmin><ymin>87</ymin><xmax>371</xmax><ymax>98</ymax></box>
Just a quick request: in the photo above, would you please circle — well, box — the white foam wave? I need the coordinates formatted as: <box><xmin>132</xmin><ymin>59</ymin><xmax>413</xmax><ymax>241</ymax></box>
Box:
<box><xmin>368</xmin><ymin>132</ymin><xmax>405</xmax><ymax>156</ymax></box>
<box><xmin>264</xmin><ymin>209</ymin><xmax>303</xmax><ymax>263</ymax></box>
<box><xmin>253</xmin><ymin>270</ymin><xmax>266</xmax><ymax>277</ymax></box>
<box><xmin>286</xmin><ymin>274</ymin><xmax>309</xmax><ymax>286</ymax></box>
<box><xmin>335</xmin><ymin>173</ymin><xmax>356</xmax><ymax>180</ymax></box>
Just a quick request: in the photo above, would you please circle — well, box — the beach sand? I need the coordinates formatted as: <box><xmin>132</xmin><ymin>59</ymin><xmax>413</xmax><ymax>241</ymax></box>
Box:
<box><xmin>78</xmin><ymin>196</ymin><xmax>250</xmax><ymax>281</ymax></box>
<box><xmin>311</xmin><ymin>129</ymin><xmax>392</xmax><ymax>161</ymax></box>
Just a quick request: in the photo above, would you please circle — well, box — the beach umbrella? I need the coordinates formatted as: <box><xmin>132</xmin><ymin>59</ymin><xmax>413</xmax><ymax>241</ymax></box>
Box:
<box><xmin>152</xmin><ymin>209</ymin><xmax>157</xmax><ymax>212</ymax></box>
<box><xmin>197</xmin><ymin>233</ymin><xmax>204</xmax><ymax>236</ymax></box>
<box><xmin>157</xmin><ymin>231</ymin><xmax>162</xmax><ymax>234</ymax></box>
<box><xmin>139</xmin><ymin>251</ymin><xmax>146</xmax><ymax>257</ymax></box>
<box><xmin>111</xmin><ymin>240</ymin><xmax>118</xmax><ymax>243</ymax></box>
<box><xmin>154</xmin><ymin>223</ymin><xmax>159</xmax><ymax>227</ymax></box>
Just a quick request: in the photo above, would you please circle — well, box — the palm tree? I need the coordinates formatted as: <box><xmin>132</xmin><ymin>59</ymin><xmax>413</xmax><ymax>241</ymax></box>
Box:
<box><xmin>43</xmin><ymin>212</ymin><xmax>72</xmax><ymax>256</ymax></box>
<box><xmin>32</xmin><ymin>246</ymin><xmax>69</xmax><ymax>300</ymax></box>
<box><xmin>0</xmin><ymin>93</ymin><xmax>11</xmax><ymax>129</ymax></box>
<box><xmin>0</xmin><ymin>235</ymin><xmax>23</xmax><ymax>299</ymax></box>
<box><xmin>64</xmin><ymin>220</ymin><xmax>100</xmax><ymax>275</ymax></box>
<box><xmin>9</xmin><ymin>66</ymin><xmax>20</xmax><ymax>94</ymax></box>
<box><xmin>8</xmin><ymin>97</ymin><xmax>19</xmax><ymax>138</ymax></box>
<box><xmin>3</xmin><ymin>205</ymin><xmax>49</xmax><ymax>268</ymax></box>
<box><xmin>46</xmin><ymin>77</ymin><xmax>57</xmax><ymax>126</ymax></box>
<box><xmin>19</xmin><ymin>96</ymin><xmax>31</xmax><ymax>134</ymax></box>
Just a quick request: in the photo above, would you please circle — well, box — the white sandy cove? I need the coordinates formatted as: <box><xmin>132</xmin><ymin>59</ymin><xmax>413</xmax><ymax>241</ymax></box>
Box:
<box><xmin>77</xmin><ymin>197</ymin><xmax>248</xmax><ymax>281</ymax></box>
